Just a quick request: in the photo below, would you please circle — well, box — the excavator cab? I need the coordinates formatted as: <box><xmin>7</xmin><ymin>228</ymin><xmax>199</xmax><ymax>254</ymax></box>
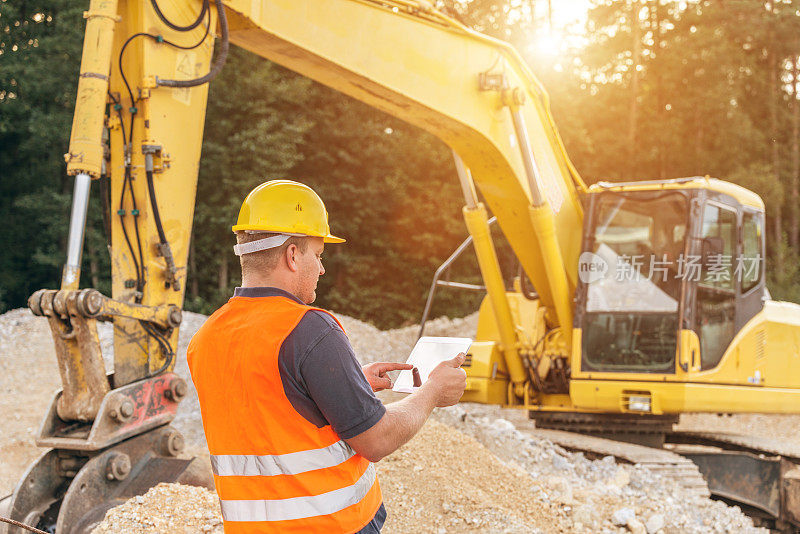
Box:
<box><xmin>577</xmin><ymin>186</ymin><xmax>688</xmax><ymax>374</ymax></box>
<box><xmin>509</xmin><ymin>177</ymin><xmax>770</xmax><ymax>446</ymax></box>
<box><xmin>568</xmin><ymin>178</ymin><xmax>778</xmax><ymax>418</ymax></box>
<box><xmin>575</xmin><ymin>177</ymin><xmax>766</xmax><ymax>378</ymax></box>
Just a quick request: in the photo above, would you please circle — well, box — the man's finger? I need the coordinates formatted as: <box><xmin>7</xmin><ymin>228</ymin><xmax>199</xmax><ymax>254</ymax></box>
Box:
<box><xmin>375</xmin><ymin>362</ymin><xmax>414</xmax><ymax>373</ymax></box>
<box><xmin>373</xmin><ymin>377</ymin><xmax>393</xmax><ymax>391</ymax></box>
<box><xmin>448</xmin><ymin>352</ymin><xmax>467</xmax><ymax>367</ymax></box>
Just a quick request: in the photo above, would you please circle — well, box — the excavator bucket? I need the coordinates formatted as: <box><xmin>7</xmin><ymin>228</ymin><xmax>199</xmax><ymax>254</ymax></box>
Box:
<box><xmin>2</xmin><ymin>426</ymin><xmax>211</xmax><ymax>534</ymax></box>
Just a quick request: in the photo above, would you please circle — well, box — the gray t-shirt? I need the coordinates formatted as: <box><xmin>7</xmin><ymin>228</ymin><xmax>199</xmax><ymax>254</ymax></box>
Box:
<box><xmin>232</xmin><ymin>287</ymin><xmax>386</xmax><ymax>439</ymax></box>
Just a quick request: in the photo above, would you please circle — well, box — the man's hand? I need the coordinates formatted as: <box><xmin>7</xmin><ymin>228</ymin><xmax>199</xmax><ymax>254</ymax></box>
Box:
<box><xmin>419</xmin><ymin>352</ymin><xmax>467</xmax><ymax>407</ymax></box>
<box><xmin>347</xmin><ymin>353</ymin><xmax>467</xmax><ymax>462</ymax></box>
<box><xmin>362</xmin><ymin>362</ymin><xmax>414</xmax><ymax>392</ymax></box>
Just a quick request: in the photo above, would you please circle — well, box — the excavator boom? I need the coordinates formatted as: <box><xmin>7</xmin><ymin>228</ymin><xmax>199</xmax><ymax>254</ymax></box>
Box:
<box><xmin>225</xmin><ymin>0</ymin><xmax>586</xmax><ymax>302</ymax></box>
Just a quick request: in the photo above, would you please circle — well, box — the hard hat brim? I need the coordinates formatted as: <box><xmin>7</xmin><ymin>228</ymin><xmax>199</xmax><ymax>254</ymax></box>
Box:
<box><xmin>324</xmin><ymin>234</ymin><xmax>346</xmax><ymax>244</ymax></box>
<box><xmin>231</xmin><ymin>224</ymin><xmax>345</xmax><ymax>244</ymax></box>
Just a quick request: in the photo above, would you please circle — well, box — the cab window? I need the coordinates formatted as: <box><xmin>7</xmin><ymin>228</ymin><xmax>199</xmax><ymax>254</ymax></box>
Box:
<box><xmin>696</xmin><ymin>203</ymin><xmax>736</xmax><ymax>370</ymax></box>
<box><xmin>698</xmin><ymin>204</ymin><xmax>736</xmax><ymax>291</ymax></box>
<box><xmin>740</xmin><ymin>213</ymin><xmax>762</xmax><ymax>293</ymax></box>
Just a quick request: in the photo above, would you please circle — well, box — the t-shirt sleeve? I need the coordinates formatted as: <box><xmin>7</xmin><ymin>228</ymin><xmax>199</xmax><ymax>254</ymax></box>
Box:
<box><xmin>298</xmin><ymin>324</ymin><xmax>386</xmax><ymax>440</ymax></box>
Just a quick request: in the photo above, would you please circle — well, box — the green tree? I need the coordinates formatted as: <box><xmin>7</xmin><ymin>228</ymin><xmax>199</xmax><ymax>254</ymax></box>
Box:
<box><xmin>0</xmin><ymin>0</ymin><xmax>94</xmax><ymax>310</ymax></box>
<box><xmin>186</xmin><ymin>48</ymin><xmax>313</xmax><ymax>314</ymax></box>
<box><xmin>291</xmin><ymin>86</ymin><xmax>479</xmax><ymax>327</ymax></box>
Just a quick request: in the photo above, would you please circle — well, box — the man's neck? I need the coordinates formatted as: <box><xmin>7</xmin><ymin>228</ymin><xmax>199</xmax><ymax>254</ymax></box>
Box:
<box><xmin>241</xmin><ymin>275</ymin><xmax>295</xmax><ymax>295</ymax></box>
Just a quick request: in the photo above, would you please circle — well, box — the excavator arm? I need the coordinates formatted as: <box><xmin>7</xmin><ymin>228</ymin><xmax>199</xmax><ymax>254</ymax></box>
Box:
<box><xmin>223</xmin><ymin>0</ymin><xmax>587</xmax><ymax>389</ymax></box>
<box><xmin>70</xmin><ymin>0</ymin><xmax>587</xmax><ymax>402</ymax></box>
<box><xmin>5</xmin><ymin>1</ymin><xmax>587</xmax><ymax>531</ymax></box>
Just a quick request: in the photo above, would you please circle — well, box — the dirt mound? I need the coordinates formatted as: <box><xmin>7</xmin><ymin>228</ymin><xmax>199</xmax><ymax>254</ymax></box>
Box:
<box><xmin>379</xmin><ymin>419</ymin><xmax>568</xmax><ymax>533</ymax></box>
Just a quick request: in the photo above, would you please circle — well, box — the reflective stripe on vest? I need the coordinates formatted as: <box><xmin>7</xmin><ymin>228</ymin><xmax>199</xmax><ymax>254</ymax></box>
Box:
<box><xmin>219</xmin><ymin>463</ymin><xmax>377</xmax><ymax>522</ymax></box>
<box><xmin>211</xmin><ymin>440</ymin><xmax>356</xmax><ymax>477</ymax></box>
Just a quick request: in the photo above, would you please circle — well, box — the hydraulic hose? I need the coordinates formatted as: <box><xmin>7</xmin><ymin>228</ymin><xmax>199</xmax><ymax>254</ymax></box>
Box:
<box><xmin>150</xmin><ymin>0</ymin><xmax>208</xmax><ymax>32</ymax></box>
<box><xmin>0</xmin><ymin>516</ymin><xmax>48</xmax><ymax>534</ymax></box>
<box><xmin>156</xmin><ymin>0</ymin><xmax>228</xmax><ymax>88</ymax></box>
<box><xmin>144</xmin><ymin>153</ymin><xmax>181</xmax><ymax>291</ymax></box>
<box><xmin>145</xmin><ymin>168</ymin><xmax>168</xmax><ymax>245</ymax></box>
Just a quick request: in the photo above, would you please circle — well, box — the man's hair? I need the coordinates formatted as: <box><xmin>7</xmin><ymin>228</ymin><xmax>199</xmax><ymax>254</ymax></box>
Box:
<box><xmin>236</xmin><ymin>232</ymin><xmax>309</xmax><ymax>274</ymax></box>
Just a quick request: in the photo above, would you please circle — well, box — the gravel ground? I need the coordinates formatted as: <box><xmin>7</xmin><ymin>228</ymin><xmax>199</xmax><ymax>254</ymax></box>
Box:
<box><xmin>92</xmin><ymin>484</ymin><xmax>223</xmax><ymax>533</ymax></box>
<box><xmin>434</xmin><ymin>407</ymin><xmax>760</xmax><ymax>533</ymax></box>
<box><xmin>0</xmin><ymin>307</ymin><xmax>766</xmax><ymax>533</ymax></box>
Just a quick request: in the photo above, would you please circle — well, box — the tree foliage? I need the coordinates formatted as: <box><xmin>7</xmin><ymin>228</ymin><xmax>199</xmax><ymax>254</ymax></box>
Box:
<box><xmin>2</xmin><ymin>0</ymin><xmax>799</xmax><ymax>326</ymax></box>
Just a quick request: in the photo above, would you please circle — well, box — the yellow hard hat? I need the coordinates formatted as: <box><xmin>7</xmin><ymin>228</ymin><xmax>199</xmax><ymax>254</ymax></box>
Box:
<box><xmin>232</xmin><ymin>180</ymin><xmax>345</xmax><ymax>244</ymax></box>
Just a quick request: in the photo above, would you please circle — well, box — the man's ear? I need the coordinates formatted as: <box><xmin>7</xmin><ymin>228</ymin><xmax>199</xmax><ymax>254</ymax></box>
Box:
<box><xmin>285</xmin><ymin>243</ymin><xmax>299</xmax><ymax>273</ymax></box>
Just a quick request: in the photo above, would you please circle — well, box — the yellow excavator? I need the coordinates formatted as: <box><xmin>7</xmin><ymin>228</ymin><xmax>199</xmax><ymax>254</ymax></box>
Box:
<box><xmin>4</xmin><ymin>0</ymin><xmax>800</xmax><ymax>531</ymax></box>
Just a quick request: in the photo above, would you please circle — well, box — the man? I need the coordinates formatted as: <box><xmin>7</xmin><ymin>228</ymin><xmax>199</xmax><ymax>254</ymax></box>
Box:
<box><xmin>188</xmin><ymin>180</ymin><xmax>467</xmax><ymax>533</ymax></box>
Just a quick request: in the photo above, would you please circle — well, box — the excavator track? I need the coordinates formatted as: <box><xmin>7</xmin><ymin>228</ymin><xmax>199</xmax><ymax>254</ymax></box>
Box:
<box><xmin>518</xmin><ymin>409</ymin><xmax>800</xmax><ymax>530</ymax></box>
<box><xmin>668</xmin><ymin>431</ymin><xmax>800</xmax><ymax>461</ymax></box>
<box><xmin>666</xmin><ymin>430</ymin><xmax>800</xmax><ymax>531</ymax></box>
<box><xmin>523</xmin><ymin>427</ymin><xmax>710</xmax><ymax>496</ymax></box>
<box><xmin>530</xmin><ymin>411</ymin><xmax>678</xmax><ymax>448</ymax></box>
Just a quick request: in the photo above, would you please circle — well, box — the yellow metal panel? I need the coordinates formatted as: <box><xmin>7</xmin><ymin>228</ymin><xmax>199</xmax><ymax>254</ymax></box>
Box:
<box><xmin>761</xmin><ymin>301</ymin><xmax>800</xmax><ymax>388</ymax></box>
<box><xmin>677</xmin><ymin>329</ymin><xmax>702</xmax><ymax>374</ymax></box>
<box><xmin>108</xmin><ymin>0</ymin><xmax>214</xmax><ymax>384</ymax></box>
<box><xmin>571</xmin><ymin>379</ymin><xmax>800</xmax><ymax>414</ymax></box>
<box><xmin>462</xmin><ymin>341</ymin><xmax>508</xmax><ymax>404</ymax></box>
<box><xmin>675</xmin><ymin>303</ymin><xmax>800</xmax><ymax>388</ymax></box>
<box><xmin>570</xmin><ymin>326</ymin><xmax>582</xmax><ymax>379</ymax></box>
<box><xmin>526</xmin><ymin>393</ymin><xmax>577</xmax><ymax>411</ymax></box>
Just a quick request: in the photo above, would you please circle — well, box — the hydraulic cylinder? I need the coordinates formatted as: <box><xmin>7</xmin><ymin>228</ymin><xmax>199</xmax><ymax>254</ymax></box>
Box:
<box><xmin>65</xmin><ymin>0</ymin><xmax>119</xmax><ymax>178</ymax></box>
<box><xmin>462</xmin><ymin>203</ymin><xmax>528</xmax><ymax>394</ymax></box>
<box><xmin>62</xmin><ymin>173</ymin><xmax>93</xmax><ymax>289</ymax></box>
<box><xmin>510</xmin><ymin>104</ymin><xmax>573</xmax><ymax>338</ymax></box>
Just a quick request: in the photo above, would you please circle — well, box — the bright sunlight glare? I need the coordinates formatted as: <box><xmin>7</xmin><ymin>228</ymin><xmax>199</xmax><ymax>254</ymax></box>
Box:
<box><xmin>526</xmin><ymin>0</ymin><xmax>590</xmax><ymax>58</ymax></box>
<box><xmin>528</xmin><ymin>30</ymin><xmax>564</xmax><ymax>57</ymax></box>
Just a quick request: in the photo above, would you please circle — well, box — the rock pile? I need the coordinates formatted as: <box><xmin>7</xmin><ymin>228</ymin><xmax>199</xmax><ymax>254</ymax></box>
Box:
<box><xmin>434</xmin><ymin>406</ymin><xmax>761</xmax><ymax>533</ymax></box>
<box><xmin>92</xmin><ymin>484</ymin><xmax>223</xmax><ymax>533</ymax></box>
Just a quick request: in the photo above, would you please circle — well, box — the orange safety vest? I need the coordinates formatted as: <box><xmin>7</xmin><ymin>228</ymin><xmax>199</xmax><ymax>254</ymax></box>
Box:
<box><xmin>187</xmin><ymin>294</ymin><xmax>383</xmax><ymax>533</ymax></box>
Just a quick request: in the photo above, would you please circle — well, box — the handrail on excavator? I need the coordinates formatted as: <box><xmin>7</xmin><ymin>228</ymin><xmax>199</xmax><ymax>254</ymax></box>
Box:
<box><xmin>417</xmin><ymin>216</ymin><xmax>497</xmax><ymax>340</ymax></box>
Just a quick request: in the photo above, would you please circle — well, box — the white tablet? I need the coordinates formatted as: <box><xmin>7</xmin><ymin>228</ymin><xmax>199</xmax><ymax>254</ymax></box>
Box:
<box><xmin>392</xmin><ymin>336</ymin><xmax>472</xmax><ymax>394</ymax></box>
